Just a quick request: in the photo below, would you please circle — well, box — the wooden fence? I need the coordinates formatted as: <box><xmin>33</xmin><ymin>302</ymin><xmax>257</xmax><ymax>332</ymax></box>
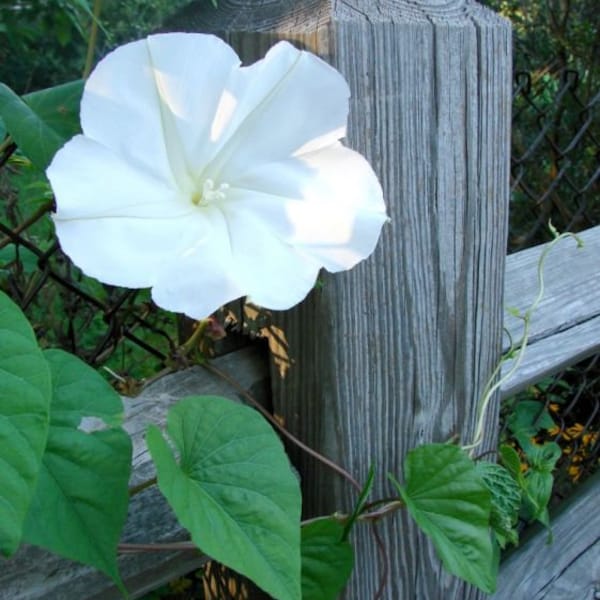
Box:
<box><xmin>2</xmin><ymin>1</ymin><xmax>599</xmax><ymax>599</ymax></box>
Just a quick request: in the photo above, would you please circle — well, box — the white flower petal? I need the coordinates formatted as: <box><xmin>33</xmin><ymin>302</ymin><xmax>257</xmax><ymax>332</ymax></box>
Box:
<box><xmin>208</xmin><ymin>41</ymin><xmax>351</xmax><ymax>181</ymax></box>
<box><xmin>151</xmin><ymin>207</ymin><xmax>244</xmax><ymax>318</ymax></box>
<box><xmin>80</xmin><ymin>33</ymin><xmax>240</xmax><ymax>191</ymax></box>
<box><xmin>222</xmin><ymin>207</ymin><xmax>322</xmax><ymax>310</ymax></box>
<box><xmin>54</xmin><ymin>215</ymin><xmax>208</xmax><ymax>289</ymax></box>
<box><xmin>144</xmin><ymin>33</ymin><xmax>242</xmax><ymax>175</ymax></box>
<box><xmin>225</xmin><ymin>144</ymin><xmax>388</xmax><ymax>272</ymax></box>
<box><xmin>49</xmin><ymin>135</ymin><xmax>190</xmax><ymax>220</ymax></box>
<box><xmin>48</xmin><ymin>136</ymin><xmax>208</xmax><ymax>288</ymax></box>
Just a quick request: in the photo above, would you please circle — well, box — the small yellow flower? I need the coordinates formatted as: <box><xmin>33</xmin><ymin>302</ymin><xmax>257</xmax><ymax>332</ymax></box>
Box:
<box><xmin>565</xmin><ymin>423</ymin><xmax>585</xmax><ymax>440</ymax></box>
<box><xmin>568</xmin><ymin>465</ymin><xmax>582</xmax><ymax>481</ymax></box>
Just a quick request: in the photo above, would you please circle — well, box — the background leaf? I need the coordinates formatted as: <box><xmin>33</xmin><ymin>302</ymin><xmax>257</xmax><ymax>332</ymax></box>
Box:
<box><xmin>22</xmin><ymin>349</ymin><xmax>131</xmax><ymax>591</ymax></box>
<box><xmin>301</xmin><ymin>518</ymin><xmax>354</xmax><ymax>600</ymax></box>
<box><xmin>0</xmin><ymin>80</ymin><xmax>82</xmax><ymax>170</ymax></box>
<box><xmin>147</xmin><ymin>395</ymin><xmax>301</xmax><ymax>600</ymax></box>
<box><xmin>0</xmin><ymin>291</ymin><xmax>51</xmax><ymax>556</ymax></box>
<box><xmin>23</xmin><ymin>80</ymin><xmax>83</xmax><ymax>140</ymax></box>
<box><xmin>390</xmin><ymin>444</ymin><xmax>496</xmax><ymax>593</ymax></box>
<box><xmin>507</xmin><ymin>400</ymin><xmax>555</xmax><ymax>437</ymax></box>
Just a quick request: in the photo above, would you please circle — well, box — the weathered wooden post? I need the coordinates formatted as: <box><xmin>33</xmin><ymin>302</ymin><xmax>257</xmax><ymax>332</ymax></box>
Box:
<box><xmin>172</xmin><ymin>1</ymin><xmax>512</xmax><ymax>598</ymax></box>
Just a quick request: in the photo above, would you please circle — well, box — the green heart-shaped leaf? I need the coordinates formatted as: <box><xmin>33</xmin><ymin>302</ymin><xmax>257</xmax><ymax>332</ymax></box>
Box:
<box><xmin>390</xmin><ymin>444</ymin><xmax>496</xmax><ymax>593</ymax></box>
<box><xmin>23</xmin><ymin>349</ymin><xmax>131</xmax><ymax>591</ymax></box>
<box><xmin>0</xmin><ymin>291</ymin><xmax>51</xmax><ymax>556</ymax></box>
<box><xmin>301</xmin><ymin>518</ymin><xmax>354</xmax><ymax>600</ymax></box>
<box><xmin>147</xmin><ymin>395</ymin><xmax>301</xmax><ymax>600</ymax></box>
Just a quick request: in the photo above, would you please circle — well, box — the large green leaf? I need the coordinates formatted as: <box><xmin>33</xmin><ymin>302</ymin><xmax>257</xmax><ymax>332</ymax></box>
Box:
<box><xmin>23</xmin><ymin>349</ymin><xmax>131</xmax><ymax>591</ymax></box>
<box><xmin>301</xmin><ymin>518</ymin><xmax>354</xmax><ymax>600</ymax></box>
<box><xmin>23</xmin><ymin>80</ymin><xmax>83</xmax><ymax>140</ymax></box>
<box><xmin>0</xmin><ymin>291</ymin><xmax>51</xmax><ymax>556</ymax></box>
<box><xmin>147</xmin><ymin>395</ymin><xmax>301</xmax><ymax>600</ymax></box>
<box><xmin>0</xmin><ymin>80</ymin><xmax>83</xmax><ymax>170</ymax></box>
<box><xmin>390</xmin><ymin>444</ymin><xmax>496</xmax><ymax>593</ymax></box>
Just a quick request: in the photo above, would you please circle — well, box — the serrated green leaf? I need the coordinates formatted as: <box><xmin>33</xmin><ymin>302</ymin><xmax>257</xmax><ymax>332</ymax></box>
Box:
<box><xmin>476</xmin><ymin>462</ymin><xmax>521</xmax><ymax>548</ymax></box>
<box><xmin>301</xmin><ymin>518</ymin><xmax>353</xmax><ymax>600</ymax></box>
<box><xmin>390</xmin><ymin>444</ymin><xmax>496</xmax><ymax>593</ymax></box>
<box><xmin>0</xmin><ymin>291</ymin><xmax>51</xmax><ymax>556</ymax></box>
<box><xmin>0</xmin><ymin>80</ymin><xmax>82</xmax><ymax>170</ymax></box>
<box><xmin>147</xmin><ymin>396</ymin><xmax>301</xmax><ymax>600</ymax></box>
<box><xmin>22</xmin><ymin>349</ymin><xmax>131</xmax><ymax>592</ymax></box>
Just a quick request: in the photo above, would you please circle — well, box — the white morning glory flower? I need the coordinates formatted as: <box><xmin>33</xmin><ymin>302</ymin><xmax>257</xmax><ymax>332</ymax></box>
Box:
<box><xmin>47</xmin><ymin>33</ymin><xmax>388</xmax><ymax>319</ymax></box>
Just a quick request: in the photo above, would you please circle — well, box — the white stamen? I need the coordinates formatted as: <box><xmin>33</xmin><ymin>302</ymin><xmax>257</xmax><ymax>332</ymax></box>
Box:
<box><xmin>191</xmin><ymin>179</ymin><xmax>229</xmax><ymax>206</ymax></box>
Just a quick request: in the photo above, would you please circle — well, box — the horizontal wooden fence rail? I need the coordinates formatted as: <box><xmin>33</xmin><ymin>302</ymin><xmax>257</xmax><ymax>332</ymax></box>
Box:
<box><xmin>501</xmin><ymin>225</ymin><xmax>600</xmax><ymax>399</ymax></box>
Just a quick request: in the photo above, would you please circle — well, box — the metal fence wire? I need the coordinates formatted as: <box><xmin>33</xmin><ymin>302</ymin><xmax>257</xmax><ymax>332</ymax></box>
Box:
<box><xmin>509</xmin><ymin>69</ymin><xmax>600</xmax><ymax>252</ymax></box>
<box><xmin>0</xmin><ymin>154</ymin><xmax>181</xmax><ymax>383</ymax></box>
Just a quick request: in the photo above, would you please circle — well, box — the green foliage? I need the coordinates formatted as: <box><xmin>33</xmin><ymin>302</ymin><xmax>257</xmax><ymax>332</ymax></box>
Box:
<box><xmin>301</xmin><ymin>518</ymin><xmax>354</xmax><ymax>600</ymax></box>
<box><xmin>0</xmin><ymin>0</ymin><xmax>91</xmax><ymax>93</ymax></box>
<box><xmin>506</xmin><ymin>400</ymin><xmax>555</xmax><ymax>438</ymax></box>
<box><xmin>483</xmin><ymin>0</ymin><xmax>600</xmax><ymax>84</ymax></box>
<box><xmin>23</xmin><ymin>79</ymin><xmax>84</xmax><ymax>139</ymax></box>
<box><xmin>147</xmin><ymin>396</ymin><xmax>302</xmax><ymax>600</ymax></box>
<box><xmin>517</xmin><ymin>439</ymin><xmax>561</xmax><ymax>531</ymax></box>
<box><xmin>22</xmin><ymin>349</ymin><xmax>131</xmax><ymax>591</ymax></box>
<box><xmin>501</xmin><ymin>393</ymin><xmax>563</xmax><ymax>532</ymax></box>
<box><xmin>390</xmin><ymin>444</ymin><xmax>497</xmax><ymax>594</ymax></box>
<box><xmin>0</xmin><ymin>1</ymin><xmax>214</xmax><ymax>94</ymax></box>
<box><xmin>475</xmin><ymin>461</ymin><xmax>521</xmax><ymax>548</ymax></box>
<box><xmin>0</xmin><ymin>79</ymin><xmax>83</xmax><ymax>170</ymax></box>
<box><xmin>0</xmin><ymin>290</ymin><xmax>51</xmax><ymax>556</ymax></box>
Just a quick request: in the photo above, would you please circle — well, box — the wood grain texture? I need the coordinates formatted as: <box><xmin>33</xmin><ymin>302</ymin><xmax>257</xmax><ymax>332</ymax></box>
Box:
<box><xmin>167</xmin><ymin>2</ymin><xmax>513</xmax><ymax>598</ymax></box>
<box><xmin>500</xmin><ymin>225</ymin><xmax>600</xmax><ymax>398</ymax></box>
<box><xmin>0</xmin><ymin>346</ymin><xmax>269</xmax><ymax>600</ymax></box>
<box><xmin>492</xmin><ymin>472</ymin><xmax>600</xmax><ymax>600</ymax></box>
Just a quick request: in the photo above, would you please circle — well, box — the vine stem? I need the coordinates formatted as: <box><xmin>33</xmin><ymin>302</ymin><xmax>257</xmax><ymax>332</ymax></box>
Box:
<box><xmin>464</xmin><ymin>228</ymin><xmax>583</xmax><ymax>453</ymax></box>
<box><xmin>201</xmin><ymin>360</ymin><xmax>362</xmax><ymax>492</ymax></box>
<box><xmin>118</xmin><ymin>502</ymin><xmax>404</xmax><ymax>553</ymax></box>
<box><xmin>82</xmin><ymin>0</ymin><xmax>103</xmax><ymax>79</ymax></box>
<box><xmin>129</xmin><ymin>335</ymin><xmax>362</xmax><ymax>496</ymax></box>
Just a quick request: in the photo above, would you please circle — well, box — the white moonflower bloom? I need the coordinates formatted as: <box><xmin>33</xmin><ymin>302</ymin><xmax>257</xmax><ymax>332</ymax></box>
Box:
<box><xmin>47</xmin><ymin>33</ymin><xmax>388</xmax><ymax>319</ymax></box>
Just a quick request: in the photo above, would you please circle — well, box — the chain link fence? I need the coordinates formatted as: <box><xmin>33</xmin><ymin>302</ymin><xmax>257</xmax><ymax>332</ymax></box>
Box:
<box><xmin>509</xmin><ymin>69</ymin><xmax>600</xmax><ymax>251</ymax></box>
<box><xmin>506</xmin><ymin>68</ymin><xmax>600</xmax><ymax>501</ymax></box>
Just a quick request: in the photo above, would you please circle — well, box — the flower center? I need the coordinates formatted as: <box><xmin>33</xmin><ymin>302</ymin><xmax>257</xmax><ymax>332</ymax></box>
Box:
<box><xmin>191</xmin><ymin>178</ymin><xmax>229</xmax><ymax>207</ymax></box>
